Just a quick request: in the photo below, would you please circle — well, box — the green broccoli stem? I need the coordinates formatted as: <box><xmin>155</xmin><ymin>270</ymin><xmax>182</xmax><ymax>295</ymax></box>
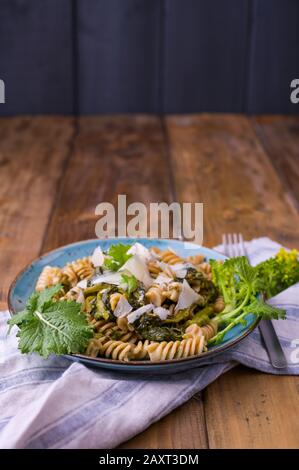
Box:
<box><xmin>219</xmin><ymin>279</ymin><xmax>235</xmax><ymax>307</ymax></box>
<box><xmin>208</xmin><ymin>310</ymin><xmax>249</xmax><ymax>345</ymax></box>
<box><xmin>217</xmin><ymin>288</ymin><xmax>251</xmax><ymax>324</ymax></box>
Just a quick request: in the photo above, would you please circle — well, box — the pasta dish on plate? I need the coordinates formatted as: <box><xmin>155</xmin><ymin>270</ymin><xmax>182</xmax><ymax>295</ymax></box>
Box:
<box><xmin>9</xmin><ymin>241</ymin><xmax>290</xmax><ymax>362</ymax></box>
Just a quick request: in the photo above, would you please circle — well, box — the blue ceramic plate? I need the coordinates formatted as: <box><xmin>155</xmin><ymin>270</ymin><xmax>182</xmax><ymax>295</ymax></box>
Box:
<box><xmin>8</xmin><ymin>238</ymin><xmax>259</xmax><ymax>373</ymax></box>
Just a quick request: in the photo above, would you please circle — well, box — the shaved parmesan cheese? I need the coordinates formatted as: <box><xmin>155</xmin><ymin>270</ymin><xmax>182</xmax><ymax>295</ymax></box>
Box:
<box><xmin>127</xmin><ymin>242</ymin><xmax>152</xmax><ymax>261</ymax></box>
<box><xmin>153</xmin><ymin>306</ymin><xmax>170</xmax><ymax>320</ymax></box>
<box><xmin>175</xmin><ymin>279</ymin><xmax>201</xmax><ymax>312</ymax></box>
<box><xmin>154</xmin><ymin>274</ymin><xmax>174</xmax><ymax>285</ymax></box>
<box><xmin>91</xmin><ymin>272</ymin><xmax>123</xmax><ymax>286</ymax></box>
<box><xmin>91</xmin><ymin>246</ymin><xmax>105</xmax><ymax>267</ymax></box>
<box><xmin>114</xmin><ymin>296</ymin><xmax>133</xmax><ymax>318</ymax></box>
<box><xmin>127</xmin><ymin>304</ymin><xmax>154</xmax><ymax>324</ymax></box>
<box><xmin>76</xmin><ymin>279</ymin><xmax>88</xmax><ymax>289</ymax></box>
<box><xmin>120</xmin><ymin>255</ymin><xmax>152</xmax><ymax>288</ymax></box>
<box><xmin>170</xmin><ymin>263</ymin><xmax>188</xmax><ymax>278</ymax></box>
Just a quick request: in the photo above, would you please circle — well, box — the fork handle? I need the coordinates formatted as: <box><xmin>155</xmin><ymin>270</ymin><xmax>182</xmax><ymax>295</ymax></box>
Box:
<box><xmin>259</xmin><ymin>320</ymin><xmax>288</xmax><ymax>369</ymax></box>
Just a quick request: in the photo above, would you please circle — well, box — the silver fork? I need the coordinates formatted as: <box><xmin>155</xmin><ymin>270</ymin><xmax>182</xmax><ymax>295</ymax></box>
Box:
<box><xmin>222</xmin><ymin>233</ymin><xmax>287</xmax><ymax>369</ymax></box>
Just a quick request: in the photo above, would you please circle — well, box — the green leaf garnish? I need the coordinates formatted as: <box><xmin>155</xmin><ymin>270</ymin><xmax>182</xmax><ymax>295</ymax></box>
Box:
<box><xmin>120</xmin><ymin>273</ymin><xmax>138</xmax><ymax>294</ymax></box>
<box><xmin>104</xmin><ymin>244</ymin><xmax>132</xmax><ymax>271</ymax></box>
<box><xmin>243</xmin><ymin>298</ymin><xmax>286</xmax><ymax>320</ymax></box>
<box><xmin>208</xmin><ymin>256</ymin><xmax>287</xmax><ymax>345</ymax></box>
<box><xmin>7</xmin><ymin>285</ymin><xmax>93</xmax><ymax>358</ymax></box>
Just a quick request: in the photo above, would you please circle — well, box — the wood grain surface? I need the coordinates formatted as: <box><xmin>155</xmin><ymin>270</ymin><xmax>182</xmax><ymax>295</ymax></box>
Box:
<box><xmin>0</xmin><ymin>117</ymin><xmax>75</xmax><ymax>309</ymax></box>
<box><xmin>0</xmin><ymin>114</ymin><xmax>298</xmax><ymax>448</ymax></box>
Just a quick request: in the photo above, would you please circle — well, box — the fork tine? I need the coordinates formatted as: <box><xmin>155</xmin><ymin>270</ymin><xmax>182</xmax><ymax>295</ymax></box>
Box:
<box><xmin>222</xmin><ymin>233</ymin><xmax>247</xmax><ymax>258</ymax></box>
<box><xmin>228</xmin><ymin>233</ymin><xmax>233</xmax><ymax>257</ymax></box>
<box><xmin>222</xmin><ymin>233</ymin><xmax>228</xmax><ymax>257</ymax></box>
<box><xmin>239</xmin><ymin>233</ymin><xmax>248</xmax><ymax>258</ymax></box>
<box><xmin>233</xmin><ymin>233</ymin><xmax>239</xmax><ymax>256</ymax></box>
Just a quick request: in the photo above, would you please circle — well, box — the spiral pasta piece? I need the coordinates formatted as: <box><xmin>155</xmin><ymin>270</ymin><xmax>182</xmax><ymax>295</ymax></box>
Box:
<box><xmin>184</xmin><ymin>324</ymin><xmax>203</xmax><ymax>338</ymax></box>
<box><xmin>200</xmin><ymin>320</ymin><xmax>218</xmax><ymax>341</ymax></box>
<box><xmin>85</xmin><ymin>314</ymin><xmax>103</xmax><ymax>331</ymax></box>
<box><xmin>145</xmin><ymin>284</ymin><xmax>166</xmax><ymax>307</ymax></box>
<box><xmin>161</xmin><ymin>265</ymin><xmax>175</xmax><ymax>278</ymax></box>
<box><xmin>148</xmin><ymin>260</ymin><xmax>162</xmax><ymax>278</ymax></box>
<box><xmin>147</xmin><ymin>335</ymin><xmax>205</xmax><ymax>361</ymax></box>
<box><xmin>109</xmin><ymin>292</ymin><xmax>123</xmax><ymax>311</ymax></box>
<box><xmin>160</xmin><ymin>249</ymin><xmax>184</xmax><ymax>265</ymax></box>
<box><xmin>85</xmin><ymin>337</ymin><xmax>107</xmax><ymax>357</ymax></box>
<box><xmin>197</xmin><ymin>261</ymin><xmax>212</xmax><ymax>279</ymax></box>
<box><xmin>214</xmin><ymin>296</ymin><xmax>225</xmax><ymax>313</ymax></box>
<box><xmin>71</xmin><ymin>257</ymin><xmax>95</xmax><ymax>280</ymax></box>
<box><xmin>150</xmin><ymin>246</ymin><xmax>162</xmax><ymax>257</ymax></box>
<box><xmin>96</xmin><ymin>321</ymin><xmax>120</xmax><ymax>337</ymax></box>
<box><xmin>99</xmin><ymin>340</ymin><xmax>133</xmax><ymax>361</ymax></box>
<box><xmin>119</xmin><ymin>331</ymin><xmax>139</xmax><ymax>343</ymax></box>
<box><xmin>185</xmin><ymin>320</ymin><xmax>218</xmax><ymax>341</ymax></box>
<box><xmin>131</xmin><ymin>340</ymin><xmax>151</xmax><ymax>360</ymax></box>
<box><xmin>187</xmin><ymin>254</ymin><xmax>205</xmax><ymax>265</ymax></box>
<box><xmin>62</xmin><ymin>263</ymin><xmax>78</xmax><ymax>287</ymax></box>
<box><xmin>61</xmin><ymin>286</ymin><xmax>84</xmax><ymax>303</ymax></box>
<box><xmin>86</xmin><ymin>318</ymin><xmax>138</xmax><ymax>343</ymax></box>
<box><xmin>116</xmin><ymin>316</ymin><xmax>129</xmax><ymax>331</ymax></box>
<box><xmin>35</xmin><ymin>266</ymin><xmax>65</xmax><ymax>291</ymax></box>
<box><xmin>162</xmin><ymin>281</ymin><xmax>181</xmax><ymax>302</ymax></box>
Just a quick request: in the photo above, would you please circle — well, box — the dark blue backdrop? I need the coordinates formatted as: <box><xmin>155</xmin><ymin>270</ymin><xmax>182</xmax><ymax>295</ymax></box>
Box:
<box><xmin>0</xmin><ymin>0</ymin><xmax>298</xmax><ymax>115</ymax></box>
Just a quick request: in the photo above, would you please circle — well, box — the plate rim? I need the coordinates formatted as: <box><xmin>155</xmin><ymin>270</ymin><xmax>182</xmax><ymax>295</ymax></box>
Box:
<box><xmin>7</xmin><ymin>237</ymin><xmax>260</xmax><ymax>367</ymax></box>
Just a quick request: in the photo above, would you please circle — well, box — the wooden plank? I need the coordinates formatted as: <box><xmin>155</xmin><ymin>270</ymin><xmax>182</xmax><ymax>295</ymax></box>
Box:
<box><xmin>42</xmin><ymin>115</ymin><xmax>175</xmax><ymax>250</ymax></box>
<box><xmin>120</xmin><ymin>395</ymin><xmax>208</xmax><ymax>449</ymax></box>
<box><xmin>252</xmin><ymin>116</ymin><xmax>299</xmax><ymax>213</ymax></box>
<box><xmin>205</xmin><ymin>367</ymin><xmax>299</xmax><ymax>449</ymax></box>
<box><xmin>0</xmin><ymin>116</ymin><xmax>74</xmax><ymax>309</ymax></box>
<box><xmin>166</xmin><ymin>113</ymin><xmax>299</xmax><ymax>248</ymax></box>
<box><xmin>166</xmin><ymin>114</ymin><xmax>299</xmax><ymax>448</ymax></box>
<box><xmin>40</xmin><ymin>115</ymin><xmax>208</xmax><ymax>449</ymax></box>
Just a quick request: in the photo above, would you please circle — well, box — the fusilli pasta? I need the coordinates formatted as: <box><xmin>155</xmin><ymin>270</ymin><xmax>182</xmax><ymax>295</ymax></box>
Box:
<box><xmin>187</xmin><ymin>254</ymin><xmax>205</xmax><ymax>265</ymax></box>
<box><xmin>34</xmin><ymin>241</ymin><xmax>228</xmax><ymax>363</ymax></box>
<box><xmin>131</xmin><ymin>340</ymin><xmax>151</xmax><ymax>360</ymax></box>
<box><xmin>214</xmin><ymin>296</ymin><xmax>225</xmax><ymax>313</ymax></box>
<box><xmin>145</xmin><ymin>284</ymin><xmax>166</xmax><ymax>307</ymax></box>
<box><xmin>160</xmin><ymin>249</ymin><xmax>184</xmax><ymax>265</ymax></box>
<box><xmin>110</xmin><ymin>292</ymin><xmax>123</xmax><ymax>311</ymax></box>
<box><xmin>35</xmin><ymin>266</ymin><xmax>65</xmax><ymax>291</ymax></box>
<box><xmin>61</xmin><ymin>286</ymin><xmax>84</xmax><ymax>303</ymax></box>
<box><xmin>99</xmin><ymin>340</ymin><xmax>133</xmax><ymax>361</ymax></box>
<box><xmin>71</xmin><ymin>257</ymin><xmax>94</xmax><ymax>280</ymax></box>
<box><xmin>147</xmin><ymin>335</ymin><xmax>205</xmax><ymax>361</ymax></box>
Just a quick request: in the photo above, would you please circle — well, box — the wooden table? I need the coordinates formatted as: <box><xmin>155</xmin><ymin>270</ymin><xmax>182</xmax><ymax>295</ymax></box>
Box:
<box><xmin>1</xmin><ymin>114</ymin><xmax>299</xmax><ymax>448</ymax></box>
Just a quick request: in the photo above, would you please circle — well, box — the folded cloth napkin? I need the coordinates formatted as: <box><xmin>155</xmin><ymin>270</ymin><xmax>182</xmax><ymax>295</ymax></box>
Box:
<box><xmin>0</xmin><ymin>237</ymin><xmax>298</xmax><ymax>449</ymax></box>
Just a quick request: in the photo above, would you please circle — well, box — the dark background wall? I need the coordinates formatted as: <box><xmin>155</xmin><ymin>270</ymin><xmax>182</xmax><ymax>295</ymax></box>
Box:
<box><xmin>0</xmin><ymin>0</ymin><xmax>298</xmax><ymax>115</ymax></box>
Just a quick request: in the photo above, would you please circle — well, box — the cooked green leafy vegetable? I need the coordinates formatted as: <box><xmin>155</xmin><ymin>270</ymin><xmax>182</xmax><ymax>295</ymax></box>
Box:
<box><xmin>134</xmin><ymin>313</ymin><xmax>183</xmax><ymax>341</ymax></box>
<box><xmin>186</xmin><ymin>305</ymin><xmax>215</xmax><ymax>327</ymax></box>
<box><xmin>103</xmin><ymin>243</ymin><xmax>132</xmax><ymax>271</ymax></box>
<box><xmin>164</xmin><ymin>306</ymin><xmax>196</xmax><ymax>324</ymax></box>
<box><xmin>184</xmin><ymin>267</ymin><xmax>218</xmax><ymax>303</ymax></box>
<box><xmin>127</xmin><ymin>286</ymin><xmax>146</xmax><ymax>309</ymax></box>
<box><xmin>95</xmin><ymin>285</ymin><xmax>118</xmax><ymax>320</ymax></box>
<box><xmin>8</xmin><ymin>285</ymin><xmax>93</xmax><ymax>357</ymax></box>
